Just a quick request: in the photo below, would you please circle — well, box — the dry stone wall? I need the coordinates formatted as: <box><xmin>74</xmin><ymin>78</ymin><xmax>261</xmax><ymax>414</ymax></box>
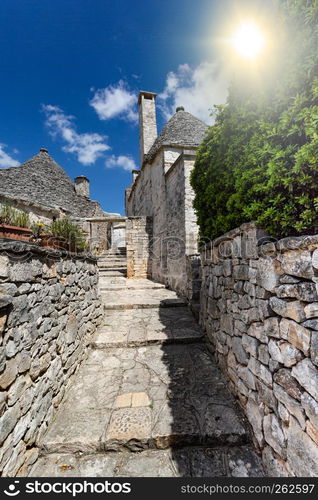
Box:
<box><xmin>199</xmin><ymin>223</ymin><xmax>318</xmax><ymax>477</ymax></box>
<box><xmin>0</xmin><ymin>241</ymin><xmax>103</xmax><ymax>476</ymax></box>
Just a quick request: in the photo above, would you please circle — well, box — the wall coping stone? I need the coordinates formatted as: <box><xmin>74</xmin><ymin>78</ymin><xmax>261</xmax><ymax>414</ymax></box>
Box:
<box><xmin>0</xmin><ymin>240</ymin><xmax>98</xmax><ymax>262</ymax></box>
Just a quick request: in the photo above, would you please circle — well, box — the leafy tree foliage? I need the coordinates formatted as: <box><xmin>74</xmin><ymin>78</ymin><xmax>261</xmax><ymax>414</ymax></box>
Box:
<box><xmin>191</xmin><ymin>0</ymin><xmax>318</xmax><ymax>240</ymax></box>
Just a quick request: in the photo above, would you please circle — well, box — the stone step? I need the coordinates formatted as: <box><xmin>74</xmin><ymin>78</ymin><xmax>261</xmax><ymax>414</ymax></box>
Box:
<box><xmin>101</xmin><ymin>288</ymin><xmax>187</xmax><ymax>310</ymax></box>
<box><xmin>99</xmin><ymin>266</ymin><xmax>127</xmax><ymax>273</ymax></box>
<box><xmin>99</xmin><ymin>271</ymin><xmax>127</xmax><ymax>278</ymax></box>
<box><xmin>29</xmin><ymin>445</ymin><xmax>264</xmax><ymax>477</ymax></box>
<box><xmin>98</xmin><ymin>278</ymin><xmax>165</xmax><ymax>291</ymax></box>
<box><xmin>92</xmin><ymin>307</ymin><xmax>204</xmax><ymax>348</ymax></box>
<box><xmin>39</xmin><ymin>344</ymin><xmax>249</xmax><ymax>455</ymax></box>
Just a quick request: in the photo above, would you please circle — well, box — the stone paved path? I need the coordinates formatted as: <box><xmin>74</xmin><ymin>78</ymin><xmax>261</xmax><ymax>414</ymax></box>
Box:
<box><xmin>29</xmin><ymin>276</ymin><xmax>264</xmax><ymax>477</ymax></box>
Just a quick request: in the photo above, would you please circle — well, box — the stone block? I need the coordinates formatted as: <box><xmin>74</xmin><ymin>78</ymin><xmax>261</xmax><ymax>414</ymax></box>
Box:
<box><xmin>310</xmin><ymin>332</ymin><xmax>318</xmax><ymax>366</ymax></box>
<box><xmin>312</xmin><ymin>249</ymin><xmax>318</xmax><ymax>270</ymax></box>
<box><xmin>0</xmin><ymin>358</ymin><xmax>18</xmax><ymax>390</ymax></box>
<box><xmin>242</xmin><ymin>334</ymin><xmax>259</xmax><ymax>358</ymax></box>
<box><xmin>0</xmin><ymin>294</ymin><xmax>13</xmax><ymax>309</ymax></box>
<box><xmin>258</xmin><ymin>344</ymin><xmax>269</xmax><ymax>365</ymax></box>
<box><xmin>232</xmin><ymin>337</ymin><xmax>249</xmax><ymax>365</ymax></box>
<box><xmin>268</xmin><ymin>339</ymin><xmax>302</xmax><ymax>368</ymax></box>
<box><xmin>0</xmin><ymin>255</ymin><xmax>9</xmax><ymax>278</ymax></box>
<box><xmin>0</xmin><ymin>403</ymin><xmax>20</xmax><ymax>445</ymax></box>
<box><xmin>238</xmin><ymin>366</ymin><xmax>256</xmax><ymax>390</ymax></box>
<box><xmin>256</xmin><ymin>379</ymin><xmax>276</xmax><ymax>411</ymax></box>
<box><xmin>233</xmin><ymin>265</ymin><xmax>250</xmax><ymax>281</ymax></box>
<box><xmin>248</xmin><ymin>357</ymin><xmax>272</xmax><ymax>387</ymax></box>
<box><xmin>279</xmin><ymin>250</ymin><xmax>314</xmax><ymax>279</ymax></box>
<box><xmin>273</xmin><ymin>383</ymin><xmax>305</xmax><ymax>429</ymax></box>
<box><xmin>257</xmin><ymin>257</ymin><xmax>281</xmax><ymax>292</ymax></box>
<box><xmin>263</xmin><ymin>413</ymin><xmax>286</xmax><ymax>458</ymax></box>
<box><xmin>301</xmin><ymin>392</ymin><xmax>318</xmax><ymax>427</ymax></box>
<box><xmin>269</xmin><ymin>297</ymin><xmax>305</xmax><ymax>323</ymax></box>
<box><xmin>247</xmin><ymin>322</ymin><xmax>268</xmax><ymax>344</ymax></box>
<box><xmin>279</xmin><ymin>319</ymin><xmax>311</xmax><ymax>355</ymax></box>
<box><xmin>274</xmin><ymin>369</ymin><xmax>302</xmax><ymax>401</ymax></box>
<box><xmin>246</xmin><ymin>396</ymin><xmax>264</xmax><ymax>446</ymax></box>
<box><xmin>287</xmin><ymin>416</ymin><xmax>318</xmax><ymax>476</ymax></box>
<box><xmin>292</xmin><ymin>359</ymin><xmax>318</xmax><ymax>401</ymax></box>
<box><xmin>304</xmin><ymin>303</ymin><xmax>318</xmax><ymax>319</ymax></box>
<box><xmin>306</xmin><ymin>420</ymin><xmax>318</xmax><ymax>446</ymax></box>
<box><xmin>276</xmin><ymin>283</ymin><xmax>318</xmax><ymax>302</ymax></box>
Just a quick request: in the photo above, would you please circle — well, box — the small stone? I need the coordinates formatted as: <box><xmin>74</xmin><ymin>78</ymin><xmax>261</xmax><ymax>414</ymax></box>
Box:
<box><xmin>303</xmin><ymin>319</ymin><xmax>318</xmax><ymax>330</ymax></box>
<box><xmin>0</xmin><ymin>403</ymin><xmax>20</xmax><ymax>445</ymax></box>
<box><xmin>16</xmin><ymin>351</ymin><xmax>32</xmax><ymax>373</ymax></box>
<box><xmin>279</xmin><ymin>275</ymin><xmax>300</xmax><ymax>284</ymax></box>
<box><xmin>0</xmin><ymin>358</ymin><xmax>18</xmax><ymax>390</ymax></box>
<box><xmin>301</xmin><ymin>392</ymin><xmax>318</xmax><ymax>427</ymax></box>
<box><xmin>256</xmin><ymin>379</ymin><xmax>276</xmax><ymax>410</ymax></box>
<box><xmin>311</xmin><ymin>332</ymin><xmax>318</xmax><ymax>366</ymax></box>
<box><xmin>258</xmin><ymin>344</ymin><xmax>269</xmax><ymax>365</ymax></box>
<box><xmin>270</xmin><ymin>297</ymin><xmax>305</xmax><ymax>323</ymax></box>
<box><xmin>312</xmin><ymin>249</ymin><xmax>318</xmax><ymax>270</ymax></box>
<box><xmin>0</xmin><ymin>294</ymin><xmax>13</xmax><ymax>309</ymax></box>
<box><xmin>304</xmin><ymin>303</ymin><xmax>318</xmax><ymax>319</ymax></box>
<box><xmin>0</xmin><ymin>311</ymin><xmax>7</xmax><ymax>334</ymax></box>
<box><xmin>247</xmin><ymin>322</ymin><xmax>268</xmax><ymax>344</ymax></box>
<box><xmin>292</xmin><ymin>359</ymin><xmax>318</xmax><ymax>401</ymax></box>
<box><xmin>306</xmin><ymin>420</ymin><xmax>318</xmax><ymax>446</ymax></box>
<box><xmin>278</xmin><ymin>402</ymin><xmax>290</xmax><ymax>425</ymax></box>
<box><xmin>279</xmin><ymin>319</ymin><xmax>311</xmax><ymax>355</ymax></box>
<box><xmin>0</xmin><ymin>255</ymin><xmax>9</xmax><ymax>278</ymax></box>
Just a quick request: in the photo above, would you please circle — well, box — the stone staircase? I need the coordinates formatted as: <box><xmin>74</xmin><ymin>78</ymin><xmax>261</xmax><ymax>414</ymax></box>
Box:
<box><xmin>97</xmin><ymin>248</ymin><xmax>127</xmax><ymax>278</ymax></box>
<box><xmin>29</xmin><ymin>275</ymin><xmax>264</xmax><ymax>477</ymax></box>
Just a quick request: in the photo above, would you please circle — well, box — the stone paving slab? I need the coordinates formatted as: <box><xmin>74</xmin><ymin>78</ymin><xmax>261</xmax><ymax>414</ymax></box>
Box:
<box><xmin>40</xmin><ymin>344</ymin><xmax>247</xmax><ymax>455</ymax></box>
<box><xmin>92</xmin><ymin>307</ymin><xmax>204</xmax><ymax>347</ymax></box>
<box><xmin>29</xmin><ymin>446</ymin><xmax>264</xmax><ymax>477</ymax></box>
<box><xmin>102</xmin><ymin>288</ymin><xmax>187</xmax><ymax>310</ymax></box>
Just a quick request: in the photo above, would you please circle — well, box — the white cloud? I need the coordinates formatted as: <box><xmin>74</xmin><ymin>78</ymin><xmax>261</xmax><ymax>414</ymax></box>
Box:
<box><xmin>42</xmin><ymin>105</ymin><xmax>109</xmax><ymax>165</ymax></box>
<box><xmin>158</xmin><ymin>61</ymin><xmax>228</xmax><ymax>124</ymax></box>
<box><xmin>90</xmin><ymin>80</ymin><xmax>138</xmax><ymax>123</ymax></box>
<box><xmin>105</xmin><ymin>154</ymin><xmax>137</xmax><ymax>172</ymax></box>
<box><xmin>0</xmin><ymin>144</ymin><xmax>19</xmax><ymax>168</ymax></box>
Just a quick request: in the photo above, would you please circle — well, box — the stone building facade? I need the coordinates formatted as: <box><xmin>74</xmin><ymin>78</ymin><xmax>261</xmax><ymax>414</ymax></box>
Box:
<box><xmin>126</xmin><ymin>91</ymin><xmax>208</xmax><ymax>296</ymax></box>
<box><xmin>0</xmin><ymin>148</ymin><xmax>124</xmax><ymax>252</ymax></box>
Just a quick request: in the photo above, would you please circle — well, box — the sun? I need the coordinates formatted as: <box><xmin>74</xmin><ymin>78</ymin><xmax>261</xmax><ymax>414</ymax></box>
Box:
<box><xmin>231</xmin><ymin>21</ymin><xmax>265</xmax><ymax>59</ymax></box>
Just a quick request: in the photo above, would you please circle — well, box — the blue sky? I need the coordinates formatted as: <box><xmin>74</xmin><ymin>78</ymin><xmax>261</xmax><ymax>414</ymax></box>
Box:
<box><xmin>0</xmin><ymin>0</ymin><xmax>268</xmax><ymax>214</ymax></box>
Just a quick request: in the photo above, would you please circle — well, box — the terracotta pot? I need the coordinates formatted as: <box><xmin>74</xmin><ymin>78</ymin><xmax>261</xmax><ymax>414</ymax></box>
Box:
<box><xmin>0</xmin><ymin>224</ymin><xmax>32</xmax><ymax>242</ymax></box>
<box><xmin>39</xmin><ymin>234</ymin><xmax>69</xmax><ymax>250</ymax></box>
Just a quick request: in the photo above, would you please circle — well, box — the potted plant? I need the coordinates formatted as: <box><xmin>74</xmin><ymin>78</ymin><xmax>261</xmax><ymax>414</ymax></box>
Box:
<box><xmin>0</xmin><ymin>204</ymin><xmax>32</xmax><ymax>241</ymax></box>
<box><xmin>32</xmin><ymin>218</ymin><xmax>88</xmax><ymax>252</ymax></box>
<box><xmin>49</xmin><ymin>219</ymin><xmax>88</xmax><ymax>252</ymax></box>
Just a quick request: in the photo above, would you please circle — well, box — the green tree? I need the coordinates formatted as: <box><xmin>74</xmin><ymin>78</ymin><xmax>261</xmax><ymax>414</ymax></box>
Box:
<box><xmin>191</xmin><ymin>0</ymin><xmax>318</xmax><ymax>240</ymax></box>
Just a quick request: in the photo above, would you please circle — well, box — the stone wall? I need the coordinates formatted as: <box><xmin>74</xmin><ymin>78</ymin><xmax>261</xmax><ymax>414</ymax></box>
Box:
<box><xmin>199</xmin><ymin>223</ymin><xmax>318</xmax><ymax>477</ymax></box>
<box><xmin>126</xmin><ymin>148</ymin><xmax>198</xmax><ymax>297</ymax></box>
<box><xmin>126</xmin><ymin>217</ymin><xmax>152</xmax><ymax>279</ymax></box>
<box><xmin>0</xmin><ymin>241</ymin><xmax>103</xmax><ymax>476</ymax></box>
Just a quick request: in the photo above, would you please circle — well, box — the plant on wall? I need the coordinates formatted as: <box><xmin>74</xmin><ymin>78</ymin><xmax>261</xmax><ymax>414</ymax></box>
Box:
<box><xmin>191</xmin><ymin>0</ymin><xmax>318</xmax><ymax>240</ymax></box>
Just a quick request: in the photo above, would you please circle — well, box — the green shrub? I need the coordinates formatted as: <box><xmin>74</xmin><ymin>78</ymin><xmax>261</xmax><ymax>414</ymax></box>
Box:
<box><xmin>191</xmin><ymin>0</ymin><xmax>318</xmax><ymax>240</ymax></box>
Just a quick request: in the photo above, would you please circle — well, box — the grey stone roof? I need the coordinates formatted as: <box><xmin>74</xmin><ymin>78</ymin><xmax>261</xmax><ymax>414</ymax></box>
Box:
<box><xmin>144</xmin><ymin>109</ymin><xmax>208</xmax><ymax>165</ymax></box>
<box><xmin>0</xmin><ymin>150</ymin><xmax>107</xmax><ymax>217</ymax></box>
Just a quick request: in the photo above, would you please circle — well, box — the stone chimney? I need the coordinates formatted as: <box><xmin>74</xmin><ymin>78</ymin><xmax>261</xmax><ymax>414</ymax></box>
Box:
<box><xmin>132</xmin><ymin>169</ymin><xmax>140</xmax><ymax>183</ymax></box>
<box><xmin>138</xmin><ymin>91</ymin><xmax>157</xmax><ymax>166</ymax></box>
<box><xmin>74</xmin><ymin>176</ymin><xmax>90</xmax><ymax>199</ymax></box>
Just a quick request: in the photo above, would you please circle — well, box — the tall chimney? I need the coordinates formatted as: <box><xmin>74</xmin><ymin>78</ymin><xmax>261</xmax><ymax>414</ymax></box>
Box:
<box><xmin>138</xmin><ymin>91</ymin><xmax>157</xmax><ymax>166</ymax></box>
<box><xmin>74</xmin><ymin>176</ymin><xmax>90</xmax><ymax>199</ymax></box>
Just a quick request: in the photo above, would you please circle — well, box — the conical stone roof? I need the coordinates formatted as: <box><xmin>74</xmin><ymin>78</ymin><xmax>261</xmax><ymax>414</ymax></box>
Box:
<box><xmin>144</xmin><ymin>109</ymin><xmax>208</xmax><ymax>165</ymax></box>
<box><xmin>0</xmin><ymin>149</ymin><xmax>106</xmax><ymax>217</ymax></box>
